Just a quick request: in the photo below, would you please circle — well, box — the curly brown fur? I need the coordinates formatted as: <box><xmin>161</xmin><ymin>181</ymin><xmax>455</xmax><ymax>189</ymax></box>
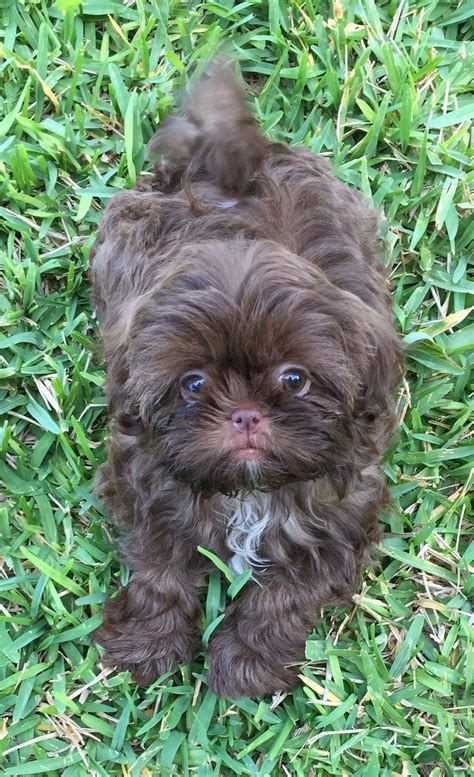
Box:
<box><xmin>91</xmin><ymin>62</ymin><xmax>403</xmax><ymax>698</ymax></box>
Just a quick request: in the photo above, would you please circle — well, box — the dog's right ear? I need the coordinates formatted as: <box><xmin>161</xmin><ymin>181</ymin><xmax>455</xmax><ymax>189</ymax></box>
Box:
<box><xmin>98</xmin><ymin>298</ymin><xmax>144</xmax><ymax>436</ymax></box>
<box><xmin>149</xmin><ymin>61</ymin><xmax>267</xmax><ymax>195</ymax></box>
<box><xmin>115</xmin><ymin>407</ymin><xmax>144</xmax><ymax>436</ymax></box>
<box><xmin>102</xmin><ymin>339</ymin><xmax>142</xmax><ymax>435</ymax></box>
<box><xmin>102</xmin><ymin>297</ymin><xmax>175</xmax><ymax>436</ymax></box>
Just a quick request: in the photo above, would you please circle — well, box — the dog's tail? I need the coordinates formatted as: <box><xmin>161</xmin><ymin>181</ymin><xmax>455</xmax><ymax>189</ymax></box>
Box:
<box><xmin>148</xmin><ymin>61</ymin><xmax>266</xmax><ymax>196</ymax></box>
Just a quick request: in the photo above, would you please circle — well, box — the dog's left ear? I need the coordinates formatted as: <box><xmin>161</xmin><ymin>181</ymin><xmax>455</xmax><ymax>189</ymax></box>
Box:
<box><xmin>354</xmin><ymin>316</ymin><xmax>404</xmax><ymax>422</ymax></box>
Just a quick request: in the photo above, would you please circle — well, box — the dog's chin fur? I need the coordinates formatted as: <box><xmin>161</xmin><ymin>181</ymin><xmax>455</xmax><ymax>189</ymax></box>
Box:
<box><xmin>91</xmin><ymin>62</ymin><xmax>403</xmax><ymax>699</ymax></box>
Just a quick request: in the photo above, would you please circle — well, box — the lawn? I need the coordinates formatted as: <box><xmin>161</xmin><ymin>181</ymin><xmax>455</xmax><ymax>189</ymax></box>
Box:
<box><xmin>0</xmin><ymin>0</ymin><xmax>472</xmax><ymax>774</ymax></box>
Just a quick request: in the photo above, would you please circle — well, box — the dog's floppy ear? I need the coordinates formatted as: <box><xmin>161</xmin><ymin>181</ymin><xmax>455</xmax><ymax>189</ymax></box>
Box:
<box><xmin>100</xmin><ymin>299</ymin><xmax>148</xmax><ymax>436</ymax></box>
<box><xmin>355</xmin><ymin>314</ymin><xmax>403</xmax><ymax>423</ymax></box>
<box><xmin>149</xmin><ymin>61</ymin><xmax>266</xmax><ymax>195</ymax></box>
<box><xmin>102</xmin><ymin>297</ymin><xmax>177</xmax><ymax>436</ymax></box>
<box><xmin>102</xmin><ymin>335</ymin><xmax>143</xmax><ymax>436</ymax></box>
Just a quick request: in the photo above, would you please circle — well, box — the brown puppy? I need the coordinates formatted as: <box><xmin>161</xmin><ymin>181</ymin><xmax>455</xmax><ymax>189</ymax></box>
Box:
<box><xmin>91</xmin><ymin>63</ymin><xmax>402</xmax><ymax>699</ymax></box>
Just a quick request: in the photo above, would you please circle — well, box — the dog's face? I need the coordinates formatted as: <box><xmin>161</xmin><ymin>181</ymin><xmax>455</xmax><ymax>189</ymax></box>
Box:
<box><xmin>111</xmin><ymin>241</ymin><xmax>397</xmax><ymax>495</ymax></box>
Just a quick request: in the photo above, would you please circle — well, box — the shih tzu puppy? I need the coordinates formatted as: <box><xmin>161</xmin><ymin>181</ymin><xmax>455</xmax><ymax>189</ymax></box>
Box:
<box><xmin>91</xmin><ymin>63</ymin><xmax>402</xmax><ymax>699</ymax></box>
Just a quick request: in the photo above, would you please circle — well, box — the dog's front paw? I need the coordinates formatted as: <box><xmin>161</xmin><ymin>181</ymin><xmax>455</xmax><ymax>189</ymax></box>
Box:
<box><xmin>118</xmin><ymin>650</ymin><xmax>190</xmax><ymax>687</ymax></box>
<box><xmin>95</xmin><ymin>620</ymin><xmax>196</xmax><ymax>686</ymax></box>
<box><xmin>207</xmin><ymin>629</ymin><xmax>298</xmax><ymax>699</ymax></box>
<box><xmin>94</xmin><ymin>589</ymin><xmax>199</xmax><ymax>686</ymax></box>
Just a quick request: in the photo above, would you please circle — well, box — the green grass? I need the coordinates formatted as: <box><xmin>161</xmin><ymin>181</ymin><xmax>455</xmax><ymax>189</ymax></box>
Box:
<box><xmin>0</xmin><ymin>0</ymin><xmax>472</xmax><ymax>774</ymax></box>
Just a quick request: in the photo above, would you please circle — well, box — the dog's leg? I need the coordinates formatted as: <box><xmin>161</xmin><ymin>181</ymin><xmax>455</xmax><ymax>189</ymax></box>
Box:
<box><xmin>95</xmin><ymin>563</ymin><xmax>202</xmax><ymax>686</ymax></box>
<box><xmin>207</xmin><ymin>572</ymin><xmax>332</xmax><ymax>699</ymax></box>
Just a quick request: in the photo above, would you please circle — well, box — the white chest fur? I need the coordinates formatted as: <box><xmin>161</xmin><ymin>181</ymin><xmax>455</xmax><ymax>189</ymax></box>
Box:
<box><xmin>222</xmin><ymin>492</ymin><xmax>273</xmax><ymax>575</ymax></box>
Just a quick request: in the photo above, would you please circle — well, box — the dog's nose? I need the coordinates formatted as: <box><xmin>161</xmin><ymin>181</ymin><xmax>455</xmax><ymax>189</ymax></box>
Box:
<box><xmin>231</xmin><ymin>408</ymin><xmax>263</xmax><ymax>434</ymax></box>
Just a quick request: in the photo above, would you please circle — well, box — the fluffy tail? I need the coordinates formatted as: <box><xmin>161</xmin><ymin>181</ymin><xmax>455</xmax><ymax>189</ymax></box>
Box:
<box><xmin>148</xmin><ymin>62</ymin><xmax>266</xmax><ymax>195</ymax></box>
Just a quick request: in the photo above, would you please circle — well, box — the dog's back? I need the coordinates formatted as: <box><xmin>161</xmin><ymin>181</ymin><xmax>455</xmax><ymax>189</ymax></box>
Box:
<box><xmin>91</xmin><ymin>63</ymin><xmax>391</xmax><ymax>322</ymax></box>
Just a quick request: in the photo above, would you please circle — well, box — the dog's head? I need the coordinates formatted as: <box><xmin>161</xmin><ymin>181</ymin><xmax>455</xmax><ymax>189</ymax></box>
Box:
<box><xmin>106</xmin><ymin>239</ymin><xmax>400</xmax><ymax>496</ymax></box>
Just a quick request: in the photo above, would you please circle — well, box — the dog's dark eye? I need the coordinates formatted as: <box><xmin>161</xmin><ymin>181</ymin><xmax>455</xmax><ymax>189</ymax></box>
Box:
<box><xmin>279</xmin><ymin>368</ymin><xmax>310</xmax><ymax>397</ymax></box>
<box><xmin>180</xmin><ymin>372</ymin><xmax>206</xmax><ymax>396</ymax></box>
